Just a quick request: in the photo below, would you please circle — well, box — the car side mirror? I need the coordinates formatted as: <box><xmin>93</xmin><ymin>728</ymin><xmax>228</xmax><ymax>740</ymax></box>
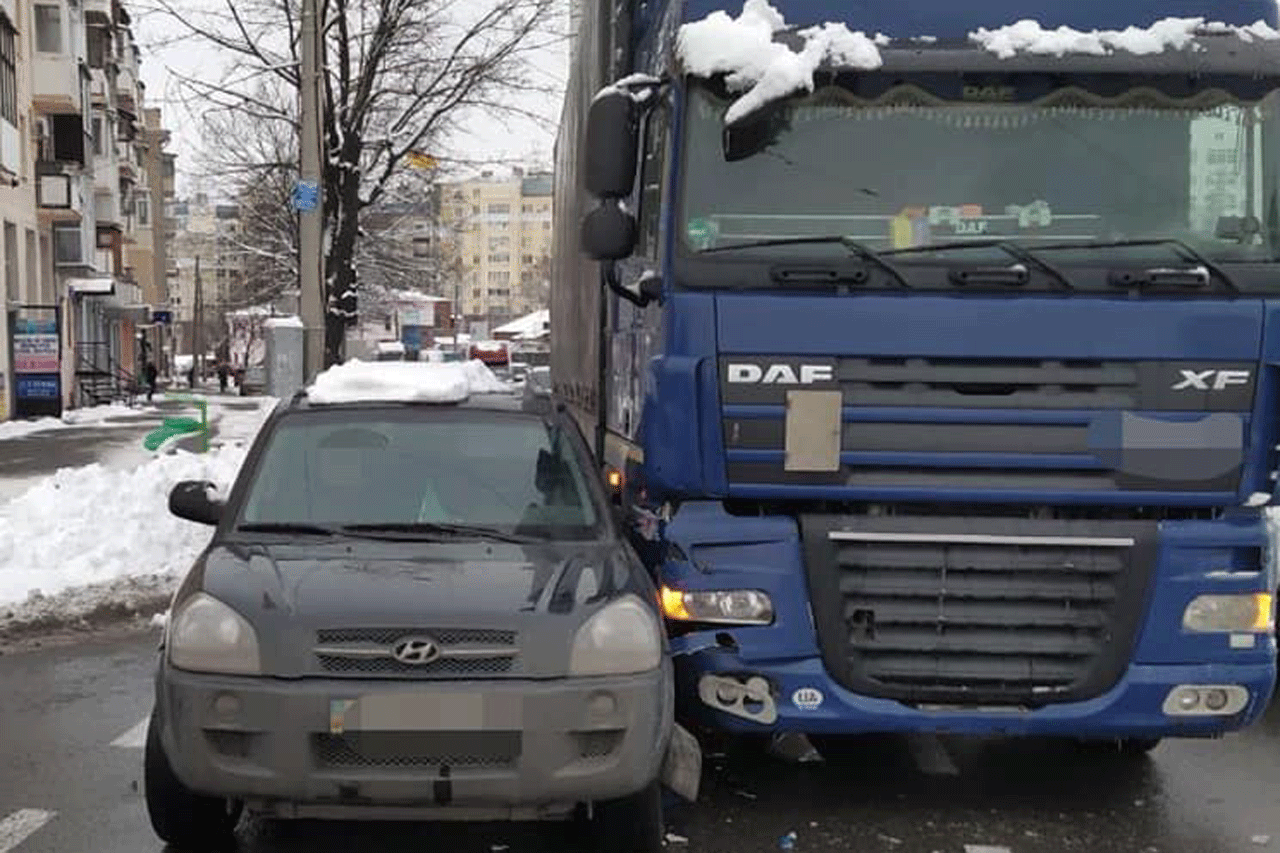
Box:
<box><xmin>581</xmin><ymin>203</ymin><xmax>638</xmax><ymax>261</ymax></box>
<box><xmin>169</xmin><ymin>480</ymin><xmax>224</xmax><ymax>526</ymax></box>
<box><xmin>584</xmin><ymin>89</ymin><xmax>639</xmax><ymax>198</ymax></box>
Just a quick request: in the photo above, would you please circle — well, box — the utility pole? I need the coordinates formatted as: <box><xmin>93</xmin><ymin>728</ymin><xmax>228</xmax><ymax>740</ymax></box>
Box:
<box><xmin>299</xmin><ymin>0</ymin><xmax>325</xmax><ymax>381</ymax></box>
<box><xmin>193</xmin><ymin>256</ymin><xmax>203</xmax><ymax>386</ymax></box>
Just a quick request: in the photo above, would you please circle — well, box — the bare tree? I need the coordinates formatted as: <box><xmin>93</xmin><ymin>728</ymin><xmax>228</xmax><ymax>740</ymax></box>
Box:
<box><xmin>150</xmin><ymin>0</ymin><xmax>561</xmax><ymax>365</ymax></box>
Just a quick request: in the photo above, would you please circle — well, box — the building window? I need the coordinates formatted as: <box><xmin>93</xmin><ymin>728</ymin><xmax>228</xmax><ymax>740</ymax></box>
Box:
<box><xmin>0</xmin><ymin>16</ymin><xmax>14</xmax><ymax>126</ymax></box>
<box><xmin>136</xmin><ymin>197</ymin><xmax>149</xmax><ymax>226</ymax></box>
<box><xmin>91</xmin><ymin>116</ymin><xmax>104</xmax><ymax>156</ymax></box>
<box><xmin>487</xmin><ymin>271</ymin><xmax>510</xmax><ymax>285</ymax></box>
<box><xmin>488</xmin><ymin>203</ymin><xmax>509</xmax><ymax>214</ymax></box>
<box><xmin>4</xmin><ymin>222</ymin><xmax>17</xmax><ymax>301</ymax></box>
<box><xmin>25</xmin><ymin>228</ymin><xmax>36</xmax><ymax>304</ymax></box>
<box><xmin>86</xmin><ymin>25</ymin><xmax>108</xmax><ymax>68</ymax></box>
<box><xmin>35</xmin><ymin>5</ymin><xmax>61</xmax><ymax>54</ymax></box>
<box><xmin>53</xmin><ymin>224</ymin><xmax>81</xmax><ymax>264</ymax></box>
<box><xmin>488</xmin><ymin>253</ymin><xmax>509</xmax><ymax>263</ymax></box>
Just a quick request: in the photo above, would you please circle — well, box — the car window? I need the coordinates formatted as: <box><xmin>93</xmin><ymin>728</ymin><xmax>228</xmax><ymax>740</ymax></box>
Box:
<box><xmin>238</xmin><ymin>410</ymin><xmax>601</xmax><ymax>536</ymax></box>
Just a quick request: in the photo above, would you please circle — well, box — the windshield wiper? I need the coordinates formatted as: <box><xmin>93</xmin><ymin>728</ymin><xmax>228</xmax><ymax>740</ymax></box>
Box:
<box><xmin>236</xmin><ymin>522</ymin><xmax>340</xmax><ymax>536</ymax></box>
<box><xmin>700</xmin><ymin>236</ymin><xmax>911</xmax><ymax>288</ymax></box>
<box><xmin>882</xmin><ymin>239</ymin><xmax>1074</xmax><ymax>290</ymax></box>
<box><xmin>341</xmin><ymin>522</ymin><xmax>540</xmax><ymax>544</ymax></box>
<box><xmin>1025</xmin><ymin>238</ymin><xmax>1238</xmax><ymax>292</ymax></box>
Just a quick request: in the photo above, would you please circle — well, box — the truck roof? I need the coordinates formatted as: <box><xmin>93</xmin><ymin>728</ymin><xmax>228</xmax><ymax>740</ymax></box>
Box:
<box><xmin>677</xmin><ymin>0</ymin><xmax>1279</xmax><ymax>36</ymax></box>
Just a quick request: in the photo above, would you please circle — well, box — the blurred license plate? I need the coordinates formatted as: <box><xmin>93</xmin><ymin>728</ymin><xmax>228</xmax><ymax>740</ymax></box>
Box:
<box><xmin>329</xmin><ymin>693</ymin><xmax>521</xmax><ymax>733</ymax></box>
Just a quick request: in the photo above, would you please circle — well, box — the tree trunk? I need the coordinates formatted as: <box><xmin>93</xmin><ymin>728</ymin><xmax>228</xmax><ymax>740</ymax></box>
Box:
<box><xmin>322</xmin><ymin>153</ymin><xmax>364</xmax><ymax>368</ymax></box>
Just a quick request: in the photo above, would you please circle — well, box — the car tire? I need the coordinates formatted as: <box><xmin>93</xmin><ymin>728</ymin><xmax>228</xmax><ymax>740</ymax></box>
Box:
<box><xmin>144</xmin><ymin>715</ymin><xmax>243</xmax><ymax>849</ymax></box>
<box><xmin>588</xmin><ymin>780</ymin><xmax>664</xmax><ymax>853</ymax></box>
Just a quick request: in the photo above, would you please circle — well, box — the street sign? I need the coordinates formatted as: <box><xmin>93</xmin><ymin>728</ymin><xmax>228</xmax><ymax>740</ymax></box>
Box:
<box><xmin>292</xmin><ymin>181</ymin><xmax>320</xmax><ymax>212</ymax></box>
<box><xmin>151</xmin><ymin>310</ymin><xmax>173</xmax><ymax>324</ymax></box>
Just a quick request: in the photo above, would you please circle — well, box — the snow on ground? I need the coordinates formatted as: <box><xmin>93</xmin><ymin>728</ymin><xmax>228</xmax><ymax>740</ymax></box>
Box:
<box><xmin>0</xmin><ymin>395</ymin><xmax>277</xmax><ymax>630</ymax></box>
<box><xmin>0</xmin><ymin>400</ymin><xmax>161</xmax><ymax>441</ymax></box>
<box><xmin>676</xmin><ymin>0</ymin><xmax>882</xmax><ymax>124</ymax></box>
<box><xmin>970</xmin><ymin>17</ymin><xmax>1280</xmax><ymax>59</ymax></box>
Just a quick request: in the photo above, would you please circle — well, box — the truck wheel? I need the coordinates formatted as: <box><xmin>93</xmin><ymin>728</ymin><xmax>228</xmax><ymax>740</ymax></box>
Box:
<box><xmin>588</xmin><ymin>781</ymin><xmax>664</xmax><ymax>853</ymax></box>
<box><xmin>144</xmin><ymin>715</ymin><xmax>243</xmax><ymax>848</ymax></box>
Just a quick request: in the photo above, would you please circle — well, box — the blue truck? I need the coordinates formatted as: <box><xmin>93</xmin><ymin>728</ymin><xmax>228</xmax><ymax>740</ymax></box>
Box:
<box><xmin>551</xmin><ymin>0</ymin><xmax>1280</xmax><ymax>754</ymax></box>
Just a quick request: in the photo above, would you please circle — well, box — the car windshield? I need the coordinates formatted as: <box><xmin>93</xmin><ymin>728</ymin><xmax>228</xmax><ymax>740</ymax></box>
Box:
<box><xmin>237</xmin><ymin>409</ymin><xmax>601</xmax><ymax>538</ymax></box>
<box><xmin>680</xmin><ymin>77</ymin><xmax>1280</xmax><ymax>265</ymax></box>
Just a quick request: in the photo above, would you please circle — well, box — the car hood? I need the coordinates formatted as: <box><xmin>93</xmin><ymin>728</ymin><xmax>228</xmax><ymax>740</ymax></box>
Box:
<box><xmin>187</xmin><ymin>538</ymin><xmax>654</xmax><ymax>679</ymax></box>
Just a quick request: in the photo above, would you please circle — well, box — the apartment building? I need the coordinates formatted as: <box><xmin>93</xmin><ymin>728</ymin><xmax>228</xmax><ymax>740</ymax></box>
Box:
<box><xmin>437</xmin><ymin>167</ymin><xmax>553</xmax><ymax>331</ymax></box>
<box><xmin>0</xmin><ymin>0</ymin><xmax>172</xmax><ymax>419</ymax></box>
<box><xmin>167</xmin><ymin>194</ymin><xmax>245</xmax><ymax>358</ymax></box>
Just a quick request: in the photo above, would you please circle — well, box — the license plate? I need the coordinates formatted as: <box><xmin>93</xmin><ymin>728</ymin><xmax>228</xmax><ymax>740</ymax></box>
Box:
<box><xmin>329</xmin><ymin>693</ymin><xmax>522</xmax><ymax>734</ymax></box>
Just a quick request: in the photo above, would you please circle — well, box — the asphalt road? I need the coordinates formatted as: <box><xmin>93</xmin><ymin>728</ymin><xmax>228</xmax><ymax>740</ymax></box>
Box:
<box><xmin>1</xmin><ymin>630</ymin><xmax>1279</xmax><ymax>853</ymax></box>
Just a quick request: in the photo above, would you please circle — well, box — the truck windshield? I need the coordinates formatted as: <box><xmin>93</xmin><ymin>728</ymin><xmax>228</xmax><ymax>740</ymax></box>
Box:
<box><xmin>679</xmin><ymin>78</ymin><xmax>1280</xmax><ymax>265</ymax></box>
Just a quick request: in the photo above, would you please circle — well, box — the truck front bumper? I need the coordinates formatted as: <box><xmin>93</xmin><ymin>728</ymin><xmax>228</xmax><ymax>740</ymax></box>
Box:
<box><xmin>674</xmin><ymin>650</ymin><xmax>1274</xmax><ymax>738</ymax></box>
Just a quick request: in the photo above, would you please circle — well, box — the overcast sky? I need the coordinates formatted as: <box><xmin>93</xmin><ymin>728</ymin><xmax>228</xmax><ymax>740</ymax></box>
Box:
<box><xmin>131</xmin><ymin>3</ymin><xmax>569</xmax><ymax>199</ymax></box>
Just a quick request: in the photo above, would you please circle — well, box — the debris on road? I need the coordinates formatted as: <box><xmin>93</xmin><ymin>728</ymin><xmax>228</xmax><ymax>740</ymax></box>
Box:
<box><xmin>1252</xmin><ymin>835</ymin><xmax>1271</xmax><ymax>846</ymax></box>
<box><xmin>665</xmin><ymin>832</ymin><xmax>689</xmax><ymax>844</ymax></box>
<box><xmin>779</xmin><ymin>830</ymin><xmax>798</xmax><ymax>850</ymax></box>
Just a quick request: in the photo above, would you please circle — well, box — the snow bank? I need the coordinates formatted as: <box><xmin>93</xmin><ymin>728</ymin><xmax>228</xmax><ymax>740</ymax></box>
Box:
<box><xmin>0</xmin><ymin>446</ymin><xmax>248</xmax><ymax>607</ymax></box>
<box><xmin>0</xmin><ymin>402</ymin><xmax>154</xmax><ymax>441</ymax></box>
<box><xmin>971</xmin><ymin>17</ymin><xmax>1280</xmax><ymax>59</ymax></box>
<box><xmin>676</xmin><ymin>0</ymin><xmax>882</xmax><ymax>124</ymax></box>
<box><xmin>306</xmin><ymin>359</ymin><xmax>509</xmax><ymax>404</ymax></box>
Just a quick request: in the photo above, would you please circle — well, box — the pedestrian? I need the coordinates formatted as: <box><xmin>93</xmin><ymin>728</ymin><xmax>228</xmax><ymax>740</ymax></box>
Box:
<box><xmin>187</xmin><ymin>364</ymin><xmax>196</xmax><ymax>388</ymax></box>
<box><xmin>143</xmin><ymin>360</ymin><xmax>158</xmax><ymax>403</ymax></box>
<box><xmin>217</xmin><ymin>361</ymin><xmax>229</xmax><ymax>393</ymax></box>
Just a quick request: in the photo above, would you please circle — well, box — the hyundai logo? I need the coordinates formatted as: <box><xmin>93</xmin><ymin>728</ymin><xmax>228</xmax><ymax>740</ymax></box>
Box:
<box><xmin>391</xmin><ymin>636</ymin><xmax>440</xmax><ymax>665</ymax></box>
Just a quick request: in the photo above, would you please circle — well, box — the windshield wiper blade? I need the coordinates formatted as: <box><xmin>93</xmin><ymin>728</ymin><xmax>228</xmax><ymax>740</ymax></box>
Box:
<box><xmin>882</xmin><ymin>239</ymin><xmax>1074</xmax><ymax>290</ymax></box>
<box><xmin>236</xmin><ymin>522</ymin><xmax>340</xmax><ymax>536</ymax></box>
<box><xmin>1024</xmin><ymin>238</ymin><xmax>1238</xmax><ymax>292</ymax></box>
<box><xmin>700</xmin><ymin>236</ymin><xmax>912</xmax><ymax>288</ymax></box>
<box><xmin>341</xmin><ymin>522</ymin><xmax>539</xmax><ymax>544</ymax></box>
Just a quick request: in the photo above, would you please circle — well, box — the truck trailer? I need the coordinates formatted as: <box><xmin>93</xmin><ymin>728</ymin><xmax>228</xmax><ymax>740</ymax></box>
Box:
<box><xmin>552</xmin><ymin>0</ymin><xmax>1280</xmax><ymax>753</ymax></box>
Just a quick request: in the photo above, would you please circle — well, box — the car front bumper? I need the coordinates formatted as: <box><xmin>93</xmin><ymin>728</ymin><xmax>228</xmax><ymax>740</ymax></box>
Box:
<box><xmin>155</xmin><ymin>659</ymin><xmax>673</xmax><ymax>818</ymax></box>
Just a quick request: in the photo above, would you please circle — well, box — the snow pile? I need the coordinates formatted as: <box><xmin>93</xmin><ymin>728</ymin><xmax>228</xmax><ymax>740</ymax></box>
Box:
<box><xmin>971</xmin><ymin>17</ymin><xmax>1280</xmax><ymax>59</ymax></box>
<box><xmin>0</xmin><ymin>445</ymin><xmax>247</xmax><ymax>607</ymax></box>
<box><xmin>0</xmin><ymin>402</ymin><xmax>150</xmax><ymax>441</ymax></box>
<box><xmin>676</xmin><ymin>0</ymin><xmax>883</xmax><ymax>123</ymax></box>
<box><xmin>306</xmin><ymin>358</ymin><xmax>509</xmax><ymax>404</ymax></box>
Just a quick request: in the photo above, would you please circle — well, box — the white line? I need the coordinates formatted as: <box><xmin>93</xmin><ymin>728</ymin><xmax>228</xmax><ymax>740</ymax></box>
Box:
<box><xmin>0</xmin><ymin>810</ymin><xmax>56</xmax><ymax>853</ymax></box>
<box><xmin>111</xmin><ymin>716</ymin><xmax>149</xmax><ymax>749</ymax></box>
<box><xmin>964</xmin><ymin>846</ymin><xmax>1013</xmax><ymax>853</ymax></box>
<box><xmin>906</xmin><ymin>733</ymin><xmax>959</xmax><ymax>776</ymax></box>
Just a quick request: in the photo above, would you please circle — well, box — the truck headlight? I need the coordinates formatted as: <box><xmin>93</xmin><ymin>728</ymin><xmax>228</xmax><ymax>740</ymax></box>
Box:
<box><xmin>569</xmin><ymin>595</ymin><xmax>662</xmax><ymax>676</ymax></box>
<box><xmin>168</xmin><ymin>592</ymin><xmax>262</xmax><ymax>674</ymax></box>
<box><xmin>661</xmin><ymin>586</ymin><xmax>774</xmax><ymax>625</ymax></box>
<box><xmin>1183</xmin><ymin>593</ymin><xmax>1273</xmax><ymax>633</ymax></box>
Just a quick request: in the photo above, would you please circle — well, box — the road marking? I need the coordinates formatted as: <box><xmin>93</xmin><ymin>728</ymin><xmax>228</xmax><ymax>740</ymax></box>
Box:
<box><xmin>0</xmin><ymin>810</ymin><xmax>55</xmax><ymax>853</ymax></box>
<box><xmin>964</xmin><ymin>846</ymin><xmax>1013</xmax><ymax>853</ymax></box>
<box><xmin>906</xmin><ymin>733</ymin><xmax>959</xmax><ymax>776</ymax></box>
<box><xmin>111</xmin><ymin>716</ymin><xmax>149</xmax><ymax>748</ymax></box>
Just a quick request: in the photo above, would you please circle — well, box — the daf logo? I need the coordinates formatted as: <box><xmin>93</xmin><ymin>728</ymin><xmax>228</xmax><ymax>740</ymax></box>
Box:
<box><xmin>391</xmin><ymin>636</ymin><xmax>440</xmax><ymax>665</ymax></box>
<box><xmin>1171</xmin><ymin>369</ymin><xmax>1251</xmax><ymax>391</ymax></box>
<box><xmin>727</xmin><ymin>363</ymin><xmax>834</xmax><ymax>385</ymax></box>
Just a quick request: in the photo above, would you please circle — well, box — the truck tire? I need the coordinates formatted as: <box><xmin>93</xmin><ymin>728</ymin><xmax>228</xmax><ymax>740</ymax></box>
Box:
<box><xmin>588</xmin><ymin>781</ymin><xmax>664</xmax><ymax>853</ymax></box>
<box><xmin>144</xmin><ymin>715</ymin><xmax>243</xmax><ymax>848</ymax></box>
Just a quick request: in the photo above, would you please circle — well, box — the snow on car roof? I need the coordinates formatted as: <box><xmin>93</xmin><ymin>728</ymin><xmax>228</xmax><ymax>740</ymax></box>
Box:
<box><xmin>305</xmin><ymin>359</ymin><xmax>509</xmax><ymax>405</ymax></box>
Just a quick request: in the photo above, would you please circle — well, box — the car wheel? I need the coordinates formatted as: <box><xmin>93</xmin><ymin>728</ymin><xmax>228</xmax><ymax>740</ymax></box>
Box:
<box><xmin>588</xmin><ymin>780</ymin><xmax>664</xmax><ymax>853</ymax></box>
<box><xmin>144</xmin><ymin>715</ymin><xmax>243</xmax><ymax>849</ymax></box>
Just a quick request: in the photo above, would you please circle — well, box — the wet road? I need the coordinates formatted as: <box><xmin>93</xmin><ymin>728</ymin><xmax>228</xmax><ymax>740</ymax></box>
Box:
<box><xmin>2</xmin><ymin>630</ymin><xmax>1279</xmax><ymax>853</ymax></box>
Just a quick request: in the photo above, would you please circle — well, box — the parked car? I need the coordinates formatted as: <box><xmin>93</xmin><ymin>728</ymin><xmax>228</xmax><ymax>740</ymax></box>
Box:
<box><xmin>146</xmin><ymin>364</ymin><xmax>674</xmax><ymax>852</ymax></box>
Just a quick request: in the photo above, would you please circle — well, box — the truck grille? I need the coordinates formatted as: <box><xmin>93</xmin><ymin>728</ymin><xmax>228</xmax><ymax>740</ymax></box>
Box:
<box><xmin>802</xmin><ymin>516</ymin><xmax>1155</xmax><ymax>706</ymax></box>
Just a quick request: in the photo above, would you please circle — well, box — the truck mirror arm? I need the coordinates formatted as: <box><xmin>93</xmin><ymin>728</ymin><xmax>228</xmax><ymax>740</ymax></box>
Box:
<box><xmin>604</xmin><ymin>262</ymin><xmax>663</xmax><ymax>307</ymax></box>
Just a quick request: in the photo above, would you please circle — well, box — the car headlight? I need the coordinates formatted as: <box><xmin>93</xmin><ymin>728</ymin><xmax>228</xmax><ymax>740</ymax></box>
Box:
<box><xmin>660</xmin><ymin>586</ymin><xmax>774</xmax><ymax>625</ymax></box>
<box><xmin>168</xmin><ymin>592</ymin><xmax>262</xmax><ymax>674</ymax></box>
<box><xmin>1183</xmin><ymin>593</ymin><xmax>1274</xmax><ymax>633</ymax></box>
<box><xmin>569</xmin><ymin>595</ymin><xmax>662</xmax><ymax>676</ymax></box>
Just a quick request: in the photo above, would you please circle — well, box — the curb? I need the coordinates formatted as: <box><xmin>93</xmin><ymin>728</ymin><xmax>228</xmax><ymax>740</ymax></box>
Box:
<box><xmin>0</xmin><ymin>589</ymin><xmax>172</xmax><ymax>644</ymax></box>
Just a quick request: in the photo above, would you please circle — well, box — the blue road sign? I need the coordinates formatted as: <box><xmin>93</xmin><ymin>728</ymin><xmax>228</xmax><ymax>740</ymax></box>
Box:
<box><xmin>292</xmin><ymin>181</ymin><xmax>320</xmax><ymax>212</ymax></box>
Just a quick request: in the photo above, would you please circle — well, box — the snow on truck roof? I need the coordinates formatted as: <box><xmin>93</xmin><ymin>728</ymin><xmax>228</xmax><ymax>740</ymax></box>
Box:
<box><xmin>676</xmin><ymin>0</ymin><xmax>1280</xmax><ymax>124</ymax></box>
<box><xmin>304</xmin><ymin>359</ymin><xmax>509</xmax><ymax>405</ymax></box>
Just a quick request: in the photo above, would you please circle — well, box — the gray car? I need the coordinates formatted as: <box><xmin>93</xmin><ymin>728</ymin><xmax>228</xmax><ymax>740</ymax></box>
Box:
<box><xmin>146</xmin><ymin>389</ymin><xmax>674</xmax><ymax>851</ymax></box>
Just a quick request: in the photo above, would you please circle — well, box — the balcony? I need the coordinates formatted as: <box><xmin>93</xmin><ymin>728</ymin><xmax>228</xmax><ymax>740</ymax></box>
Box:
<box><xmin>33</xmin><ymin>55</ymin><xmax>81</xmax><ymax>113</ymax></box>
<box><xmin>89</xmin><ymin>73</ymin><xmax>108</xmax><ymax>105</ymax></box>
<box><xmin>38</xmin><ymin>173</ymin><xmax>85</xmax><ymax>222</ymax></box>
<box><xmin>95</xmin><ymin>190</ymin><xmax>121</xmax><ymax>227</ymax></box>
<box><xmin>115</xmin><ymin>65</ymin><xmax>137</xmax><ymax>113</ymax></box>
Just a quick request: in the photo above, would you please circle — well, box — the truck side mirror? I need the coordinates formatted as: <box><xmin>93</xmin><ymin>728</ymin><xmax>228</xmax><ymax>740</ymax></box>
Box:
<box><xmin>584</xmin><ymin>89</ymin><xmax>639</xmax><ymax>198</ymax></box>
<box><xmin>581</xmin><ymin>202</ymin><xmax>638</xmax><ymax>261</ymax></box>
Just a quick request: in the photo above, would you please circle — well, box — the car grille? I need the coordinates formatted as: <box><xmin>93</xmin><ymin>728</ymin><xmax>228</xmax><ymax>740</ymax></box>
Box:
<box><xmin>802</xmin><ymin>515</ymin><xmax>1155</xmax><ymax>706</ymax></box>
<box><xmin>312</xmin><ymin>732</ymin><xmax>521</xmax><ymax>769</ymax></box>
<box><xmin>313</xmin><ymin>627</ymin><xmax>518</xmax><ymax>678</ymax></box>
